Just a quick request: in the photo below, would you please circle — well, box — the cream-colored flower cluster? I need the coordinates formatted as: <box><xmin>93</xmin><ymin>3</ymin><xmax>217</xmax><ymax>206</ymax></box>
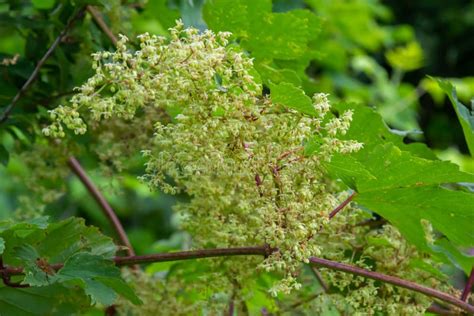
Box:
<box><xmin>133</xmin><ymin>27</ymin><xmax>362</xmax><ymax>294</ymax></box>
<box><xmin>43</xmin><ymin>20</ymin><xmax>257</xmax><ymax>138</ymax></box>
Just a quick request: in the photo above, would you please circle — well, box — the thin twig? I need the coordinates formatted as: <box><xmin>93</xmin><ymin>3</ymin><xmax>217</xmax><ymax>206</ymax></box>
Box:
<box><xmin>328</xmin><ymin>192</ymin><xmax>356</xmax><ymax>219</ymax></box>
<box><xmin>68</xmin><ymin>156</ymin><xmax>135</xmax><ymax>257</ymax></box>
<box><xmin>0</xmin><ymin>7</ymin><xmax>86</xmax><ymax>124</ymax></box>
<box><xmin>426</xmin><ymin>304</ymin><xmax>460</xmax><ymax>316</ymax></box>
<box><xmin>309</xmin><ymin>257</ymin><xmax>474</xmax><ymax>313</ymax></box>
<box><xmin>287</xmin><ymin>293</ymin><xmax>322</xmax><ymax>310</ymax></box>
<box><xmin>461</xmin><ymin>267</ymin><xmax>474</xmax><ymax>302</ymax></box>
<box><xmin>310</xmin><ymin>266</ymin><xmax>329</xmax><ymax>292</ymax></box>
<box><xmin>86</xmin><ymin>5</ymin><xmax>118</xmax><ymax>46</ymax></box>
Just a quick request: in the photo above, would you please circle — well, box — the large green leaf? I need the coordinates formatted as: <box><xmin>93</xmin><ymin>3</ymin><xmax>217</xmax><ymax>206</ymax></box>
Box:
<box><xmin>332</xmin><ymin>102</ymin><xmax>435</xmax><ymax>159</ymax></box>
<box><xmin>203</xmin><ymin>0</ymin><xmax>320</xmax><ymax>85</ymax></box>
<box><xmin>356</xmin><ymin>181</ymin><xmax>474</xmax><ymax>248</ymax></box>
<box><xmin>1</xmin><ymin>217</ymin><xmax>116</xmax><ymax>266</ymax></box>
<box><xmin>327</xmin><ymin>102</ymin><xmax>474</xmax><ymax>273</ymax></box>
<box><xmin>436</xmin><ymin>78</ymin><xmax>474</xmax><ymax>156</ymax></box>
<box><xmin>0</xmin><ymin>217</ymin><xmax>140</xmax><ymax>307</ymax></box>
<box><xmin>355</xmin><ymin>143</ymin><xmax>474</xmax><ymax>193</ymax></box>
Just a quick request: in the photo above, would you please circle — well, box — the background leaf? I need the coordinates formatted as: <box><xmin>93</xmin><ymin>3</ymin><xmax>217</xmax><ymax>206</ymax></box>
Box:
<box><xmin>436</xmin><ymin>78</ymin><xmax>474</xmax><ymax>156</ymax></box>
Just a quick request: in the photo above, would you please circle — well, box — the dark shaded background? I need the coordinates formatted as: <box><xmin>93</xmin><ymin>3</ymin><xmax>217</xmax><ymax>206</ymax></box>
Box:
<box><xmin>385</xmin><ymin>0</ymin><xmax>474</xmax><ymax>151</ymax></box>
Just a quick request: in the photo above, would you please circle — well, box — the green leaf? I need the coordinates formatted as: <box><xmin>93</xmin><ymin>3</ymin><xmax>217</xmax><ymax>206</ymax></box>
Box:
<box><xmin>0</xmin><ymin>217</ymin><xmax>139</xmax><ymax>306</ymax></box>
<box><xmin>203</xmin><ymin>0</ymin><xmax>320</xmax><ymax>85</ymax></box>
<box><xmin>332</xmin><ymin>102</ymin><xmax>435</xmax><ymax>159</ymax></box>
<box><xmin>254</xmin><ymin>61</ymin><xmax>301</xmax><ymax>87</ymax></box>
<box><xmin>327</xmin><ymin>102</ymin><xmax>474</xmax><ymax>270</ymax></box>
<box><xmin>31</xmin><ymin>0</ymin><xmax>56</xmax><ymax>10</ymax></box>
<box><xmin>431</xmin><ymin>238</ymin><xmax>474</xmax><ymax>275</ymax></box>
<box><xmin>245</xmin><ymin>10</ymin><xmax>319</xmax><ymax>60</ymax></box>
<box><xmin>1</xmin><ymin>217</ymin><xmax>116</xmax><ymax>267</ymax></box>
<box><xmin>0</xmin><ymin>216</ymin><xmax>49</xmax><ymax>238</ymax></box>
<box><xmin>57</xmin><ymin>253</ymin><xmax>141</xmax><ymax>306</ymax></box>
<box><xmin>324</xmin><ymin>154</ymin><xmax>376</xmax><ymax>189</ymax></box>
<box><xmin>0</xmin><ymin>144</ymin><xmax>9</xmax><ymax>166</ymax></box>
<box><xmin>0</xmin><ymin>237</ymin><xmax>4</xmax><ymax>254</ymax></box>
<box><xmin>95</xmin><ymin>276</ymin><xmax>142</xmax><ymax>305</ymax></box>
<box><xmin>355</xmin><ymin>143</ymin><xmax>474</xmax><ymax>193</ymax></box>
<box><xmin>15</xmin><ymin>244</ymin><xmax>57</xmax><ymax>286</ymax></box>
<box><xmin>436</xmin><ymin>77</ymin><xmax>474</xmax><ymax>156</ymax></box>
<box><xmin>356</xmin><ymin>185</ymin><xmax>474</xmax><ymax>251</ymax></box>
<box><xmin>0</xmin><ymin>284</ymin><xmax>89</xmax><ymax>316</ymax></box>
<box><xmin>408</xmin><ymin>258</ymin><xmax>447</xmax><ymax>280</ymax></box>
<box><xmin>203</xmin><ymin>0</ymin><xmax>270</xmax><ymax>37</ymax></box>
<box><xmin>385</xmin><ymin>42</ymin><xmax>424</xmax><ymax>72</ymax></box>
<box><xmin>270</xmin><ymin>82</ymin><xmax>316</xmax><ymax>116</ymax></box>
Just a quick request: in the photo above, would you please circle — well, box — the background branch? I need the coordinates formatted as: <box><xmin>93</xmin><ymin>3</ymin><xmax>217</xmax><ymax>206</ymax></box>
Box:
<box><xmin>461</xmin><ymin>267</ymin><xmax>474</xmax><ymax>302</ymax></box>
<box><xmin>68</xmin><ymin>156</ymin><xmax>135</xmax><ymax>257</ymax></box>
<box><xmin>329</xmin><ymin>192</ymin><xmax>356</xmax><ymax>219</ymax></box>
<box><xmin>310</xmin><ymin>266</ymin><xmax>329</xmax><ymax>292</ymax></box>
<box><xmin>0</xmin><ymin>7</ymin><xmax>85</xmax><ymax>124</ymax></box>
<box><xmin>86</xmin><ymin>5</ymin><xmax>118</xmax><ymax>46</ymax></box>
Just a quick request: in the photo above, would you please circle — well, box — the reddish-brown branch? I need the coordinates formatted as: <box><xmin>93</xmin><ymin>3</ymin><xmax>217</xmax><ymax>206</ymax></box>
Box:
<box><xmin>2</xmin><ymin>246</ymin><xmax>271</xmax><ymax>277</ymax></box>
<box><xmin>328</xmin><ymin>192</ymin><xmax>356</xmax><ymax>219</ymax></box>
<box><xmin>68</xmin><ymin>157</ymin><xmax>135</xmax><ymax>257</ymax></box>
<box><xmin>113</xmin><ymin>246</ymin><xmax>272</xmax><ymax>266</ymax></box>
<box><xmin>309</xmin><ymin>257</ymin><xmax>474</xmax><ymax>313</ymax></box>
<box><xmin>0</xmin><ymin>7</ymin><xmax>86</xmax><ymax>124</ymax></box>
<box><xmin>0</xmin><ymin>257</ymin><xmax>29</xmax><ymax>288</ymax></box>
<box><xmin>461</xmin><ymin>267</ymin><xmax>474</xmax><ymax>302</ymax></box>
<box><xmin>86</xmin><ymin>5</ymin><xmax>118</xmax><ymax>46</ymax></box>
<box><xmin>0</xmin><ymin>246</ymin><xmax>472</xmax><ymax>313</ymax></box>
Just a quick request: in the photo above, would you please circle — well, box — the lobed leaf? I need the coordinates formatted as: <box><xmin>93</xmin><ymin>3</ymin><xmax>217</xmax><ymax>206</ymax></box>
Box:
<box><xmin>0</xmin><ymin>217</ymin><xmax>140</xmax><ymax>307</ymax></box>
<box><xmin>327</xmin><ymin>102</ymin><xmax>474</xmax><ymax>273</ymax></box>
<box><xmin>203</xmin><ymin>0</ymin><xmax>320</xmax><ymax>86</ymax></box>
